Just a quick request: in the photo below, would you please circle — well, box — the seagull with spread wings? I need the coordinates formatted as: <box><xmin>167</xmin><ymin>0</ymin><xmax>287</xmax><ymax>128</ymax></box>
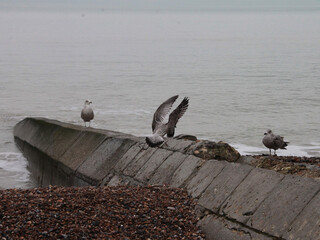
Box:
<box><xmin>146</xmin><ymin>95</ymin><xmax>189</xmax><ymax>147</ymax></box>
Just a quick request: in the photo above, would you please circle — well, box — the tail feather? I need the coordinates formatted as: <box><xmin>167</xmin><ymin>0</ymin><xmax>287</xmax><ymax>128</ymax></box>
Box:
<box><xmin>281</xmin><ymin>141</ymin><xmax>289</xmax><ymax>149</ymax></box>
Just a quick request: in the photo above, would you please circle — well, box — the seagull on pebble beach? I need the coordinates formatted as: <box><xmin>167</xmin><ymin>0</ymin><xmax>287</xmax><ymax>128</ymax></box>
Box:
<box><xmin>262</xmin><ymin>129</ymin><xmax>289</xmax><ymax>156</ymax></box>
<box><xmin>81</xmin><ymin>100</ymin><xmax>94</xmax><ymax>127</ymax></box>
<box><xmin>146</xmin><ymin>95</ymin><xmax>189</xmax><ymax>147</ymax></box>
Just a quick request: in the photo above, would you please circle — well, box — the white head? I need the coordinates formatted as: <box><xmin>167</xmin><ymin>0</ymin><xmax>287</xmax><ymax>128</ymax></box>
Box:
<box><xmin>264</xmin><ymin>129</ymin><xmax>272</xmax><ymax>135</ymax></box>
<box><xmin>84</xmin><ymin>100</ymin><xmax>92</xmax><ymax>105</ymax></box>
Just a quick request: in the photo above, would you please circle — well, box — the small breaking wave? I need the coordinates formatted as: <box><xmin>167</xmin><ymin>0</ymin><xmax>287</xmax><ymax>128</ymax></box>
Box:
<box><xmin>232</xmin><ymin>143</ymin><xmax>320</xmax><ymax>157</ymax></box>
<box><xmin>0</xmin><ymin>152</ymin><xmax>33</xmax><ymax>189</ymax></box>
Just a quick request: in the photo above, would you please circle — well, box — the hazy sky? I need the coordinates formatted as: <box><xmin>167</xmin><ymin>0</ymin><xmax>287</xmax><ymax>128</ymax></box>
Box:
<box><xmin>2</xmin><ymin>0</ymin><xmax>320</xmax><ymax>12</ymax></box>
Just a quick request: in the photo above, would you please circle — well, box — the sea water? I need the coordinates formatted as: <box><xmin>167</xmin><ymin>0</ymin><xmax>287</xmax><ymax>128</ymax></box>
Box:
<box><xmin>0</xmin><ymin>3</ymin><xmax>319</xmax><ymax>188</ymax></box>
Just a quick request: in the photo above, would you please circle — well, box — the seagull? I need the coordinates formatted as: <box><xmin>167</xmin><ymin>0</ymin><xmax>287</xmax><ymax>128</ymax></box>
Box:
<box><xmin>262</xmin><ymin>129</ymin><xmax>289</xmax><ymax>156</ymax></box>
<box><xmin>81</xmin><ymin>100</ymin><xmax>94</xmax><ymax>127</ymax></box>
<box><xmin>146</xmin><ymin>95</ymin><xmax>189</xmax><ymax>147</ymax></box>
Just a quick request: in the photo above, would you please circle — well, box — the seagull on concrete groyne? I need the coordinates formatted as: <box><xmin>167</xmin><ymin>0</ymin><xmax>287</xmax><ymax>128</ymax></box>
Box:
<box><xmin>146</xmin><ymin>95</ymin><xmax>189</xmax><ymax>147</ymax></box>
<box><xmin>262</xmin><ymin>129</ymin><xmax>289</xmax><ymax>156</ymax></box>
<box><xmin>81</xmin><ymin>100</ymin><xmax>94</xmax><ymax>127</ymax></box>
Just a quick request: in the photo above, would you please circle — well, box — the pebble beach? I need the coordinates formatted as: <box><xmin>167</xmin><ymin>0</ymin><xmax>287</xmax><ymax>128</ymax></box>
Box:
<box><xmin>0</xmin><ymin>185</ymin><xmax>204</xmax><ymax>240</ymax></box>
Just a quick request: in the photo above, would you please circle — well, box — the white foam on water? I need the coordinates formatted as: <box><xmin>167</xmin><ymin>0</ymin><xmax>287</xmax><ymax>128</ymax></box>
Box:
<box><xmin>96</xmin><ymin>108</ymin><xmax>151</xmax><ymax>116</ymax></box>
<box><xmin>231</xmin><ymin>143</ymin><xmax>265</xmax><ymax>156</ymax></box>
<box><xmin>232</xmin><ymin>143</ymin><xmax>320</xmax><ymax>157</ymax></box>
<box><xmin>0</xmin><ymin>152</ymin><xmax>28</xmax><ymax>172</ymax></box>
<box><xmin>0</xmin><ymin>152</ymin><xmax>32</xmax><ymax>189</ymax></box>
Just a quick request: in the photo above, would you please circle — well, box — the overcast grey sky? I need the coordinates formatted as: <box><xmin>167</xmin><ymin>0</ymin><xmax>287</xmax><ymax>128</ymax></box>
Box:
<box><xmin>1</xmin><ymin>0</ymin><xmax>320</xmax><ymax>12</ymax></box>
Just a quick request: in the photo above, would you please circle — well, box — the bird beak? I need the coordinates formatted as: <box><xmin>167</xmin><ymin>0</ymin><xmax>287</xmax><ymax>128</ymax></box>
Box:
<box><xmin>264</xmin><ymin>133</ymin><xmax>267</xmax><ymax>135</ymax></box>
<box><xmin>89</xmin><ymin>101</ymin><xmax>92</xmax><ymax>104</ymax></box>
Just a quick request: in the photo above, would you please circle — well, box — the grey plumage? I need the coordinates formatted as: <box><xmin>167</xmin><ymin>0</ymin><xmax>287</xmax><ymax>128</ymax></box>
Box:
<box><xmin>262</xmin><ymin>129</ymin><xmax>289</xmax><ymax>155</ymax></box>
<box><xmin>146</xmin><ymin>95</ymin><xmax>189</xmax><ymax>147</ymax></box>
<box><xmin>81</xmin><ymin>100</ymin><xmax>94</xmax><ymax>127</ymax></box>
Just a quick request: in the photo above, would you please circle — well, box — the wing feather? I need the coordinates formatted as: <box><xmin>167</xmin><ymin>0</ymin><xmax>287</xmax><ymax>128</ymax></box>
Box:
<box><xmin>152</xmin><ymin>95</ymin><xmax>179</xmax><ymax>133</ymax></box>
<box><xmin>274</xmin><ymin>135</ymin><xmax>288</xmax><ymax>149</ymax></box>
<box><xmin>167</xmin><ymin>97</ymin><xmax>189</xmax><ymax>137</ymax></box>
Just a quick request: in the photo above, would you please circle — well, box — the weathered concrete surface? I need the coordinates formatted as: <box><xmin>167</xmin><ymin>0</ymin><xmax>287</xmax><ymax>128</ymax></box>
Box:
<box><xmin>148</xmin><ymin>152</ymin><xmax>188</xmax><ymax>185</ymax></box>
<box><xmin>186</xmin><ymin>160</ymin><xmax>227</xmax><ymax>198</ymax></box>
<box><xmin>113</xmin><ymin>143</ymin><xmax>143</xmax><ymax>173</ymax></box>
<box><xmin>198</xmin><ymin>214</ymin><xmax>273</xmax><ymax>240</ymax></box>
<box><xmin>15</xmin><ymin>137</ymin><xmax>90</xmax><ymax>187</ymax></box>
<box><xmin>170</xmin><ymin>155</ymin><xmax>204</xmax><ymax>188</ymax></box>
<box><xmin>134</xmin><ymin>148</ymin><xmax>173</xmax><ymax>183</ymax></box>
<box><xmin>14</xmin><ymin>118</ymin><xmax>83</xmax><ymax>161</ymax></box>
<box><xmin>166</xmin><ymin>138</ymin><xmax>194</xmax><ymax>152</ymax></box>
<box><xmin>59</xmin><ymin>131</ymin><xmax>108</xmax><ymax>170</ymax></box>
<box><xmin>14</xmin><ymin>118</ymin><xmax>320</xmax><ymax>240</ymax></box>
<box><xmin>77</xmin><ymin>138</ymin><xmax>136</xmax><ymax>185</ymax></box>
<box><xmin>123</xmin><ymin>147</ymin><xmax>157</xmax><ymax>177</ymax></box>
<box><xmin>284</xmin><ymin>191</ymin><xmax>320</xmax><ymax>240</ymax></box>
<box><xmin>219</xmin><ymin>168</ymin><xmax>284</xmax><ymax>223</ymax></box>
<box><xmin>198</xmin><ymin>163</ymin><xmax>253</xmax><ymax>213</ymax></box>
<box><xmin>247</xmin><ymin>175</ymin><xmax>320</xmax><ymax>238</ymax></box>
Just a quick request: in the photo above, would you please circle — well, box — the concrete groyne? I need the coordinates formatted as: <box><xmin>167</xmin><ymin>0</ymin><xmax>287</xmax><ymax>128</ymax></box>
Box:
<box><xmin>14</xmin><ymin>118</ymin><xmax>320</xmax><ymax>240</ymax></box>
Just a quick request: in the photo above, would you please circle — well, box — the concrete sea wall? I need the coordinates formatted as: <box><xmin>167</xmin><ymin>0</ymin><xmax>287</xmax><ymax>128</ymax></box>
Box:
<box><xmin>14</xmin><ymin>118</ymin><xmax>320</xmax><ymax>240</ymax></box>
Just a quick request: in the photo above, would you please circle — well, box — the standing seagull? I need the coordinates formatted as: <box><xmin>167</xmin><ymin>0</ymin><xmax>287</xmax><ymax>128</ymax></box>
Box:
<box><xmin>146</xmin><ymin>95</ymin><xmax>189</xmax><ymax>147</ymax></box>
<box><xmin>81</xmin><ymin>100</ymin><xmax>94</xmax><ymax>127</ymax></box>
<box><xmin>262</xmin><ymin>129</ymin><xmax>289</xmax><ymax>156</ymax></box>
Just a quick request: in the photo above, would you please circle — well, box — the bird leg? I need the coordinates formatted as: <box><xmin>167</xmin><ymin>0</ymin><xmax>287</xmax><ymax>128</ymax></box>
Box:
<box><xmin>89</xmin><ymin>122</ymin><xmax>91</xmax><ymax>127</ymax></box>
<box><xmin>162</xmin><ymin>141</ymin><xmax>169</xmax><ymax>147</ymax></box>
<box><xmin>274</xmin><ymin>150</ymin><xmax>277</xmax><ymax>156</ymax></box>
<box><xmin>160</xmin><ymin>137</ymin><xmax>169</xmax><ymax>148</ymax></box>
<box><xmin>84</xmin><ymin>122</ymin><xmax>87</xmax><ymax>127</ymax></box>
<box><xmin>269</xmin><ymin>149</ymin><xmax>271</xmax><ymax>156</ymax></box>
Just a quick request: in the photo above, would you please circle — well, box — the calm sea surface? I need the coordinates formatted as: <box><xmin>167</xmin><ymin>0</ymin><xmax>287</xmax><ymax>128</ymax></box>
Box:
<box><xmin>1</xmin><ymin>8</ymin><xmax>319</xmax><ymax>188</ymax></box>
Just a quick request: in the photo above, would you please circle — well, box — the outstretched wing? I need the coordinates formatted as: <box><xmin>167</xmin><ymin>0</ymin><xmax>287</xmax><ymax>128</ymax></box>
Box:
<box><xmin>152</xmin><ymin>95</ymin><xmax>179</xmax><ymax>133</ymax></box>
<box><xmin>167</xmin><ymin>97</ymin><xmax>189</xmax><ymax>137</ymax></box>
